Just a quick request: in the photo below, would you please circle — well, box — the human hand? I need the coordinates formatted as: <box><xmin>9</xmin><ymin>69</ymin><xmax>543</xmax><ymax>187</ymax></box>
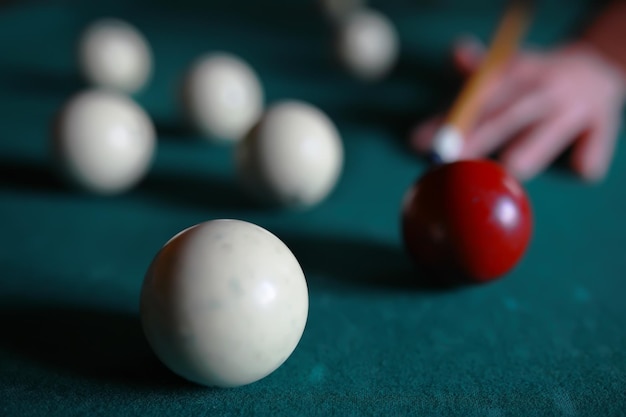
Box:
<box><xmin>410</xmin><ymin>38</ymin><xmax>626</xmax><ymax>182</ymax></box>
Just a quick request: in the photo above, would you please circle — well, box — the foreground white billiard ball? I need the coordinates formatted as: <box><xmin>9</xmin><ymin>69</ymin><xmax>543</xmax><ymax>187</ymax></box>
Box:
<box><xmin>182</xmin><ymin>53</ymin><xmax>264</xmax><ymax>142</ymax></box>
<box><xmin>140</xmin><ymin>219</ymin><xmax>309</xmax><ymax>388</ymax></box>
<box><xmin>52</xmin><ymin>89</ymin><xmax>156</xmax><ymax>194</ymax></box>
<box><xmin>335</xmin><ymin>9</ymin><xmax>399</xmax><ymax>81</ymax></box>
<box><xmin>236</xmin><ymin>100</ymin><xmax>344</xmax><ymax>208</ymax></box>
<box><xmin>78</xmin><ymin>18</ymin><xmax>152</xmax><ymax>93</ymax></box>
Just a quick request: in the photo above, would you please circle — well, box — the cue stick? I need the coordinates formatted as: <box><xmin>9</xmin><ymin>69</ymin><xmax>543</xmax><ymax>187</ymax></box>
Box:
<box><xmin>431</xmin><ymin>0</ymin><xmax>532</xmax><ymax>163</ymax></box>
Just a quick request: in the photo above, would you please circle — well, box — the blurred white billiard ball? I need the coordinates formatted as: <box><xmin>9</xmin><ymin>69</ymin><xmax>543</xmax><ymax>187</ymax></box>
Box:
<box><xmin>140</xmin><ymin>219</ymin><xmax>309</xmax><ymax>388</ymax></box>
<box><xmin>78</xmin><ymin>18</ymin><xmax>152</xmax><ymax>93</ymax></box>
<box><xmin>335</xmin><ymin>8</ymin><xmax>399</xmax><ymax>81</ymax></box>
<box><xmin>318</xmin><ymin>0</ymin><xmax>366</xmax><ymax>21</ymax></box>
<box><xmin>236</xmin><ymin>100</ymin><xmax>344</xmax><ymax>208</ymax></box>
<box><xmin>52</xmin><ymin>89</ymin><xmax>156</xmax><ymax>194</ymax></box>
<box><xmin>182</xmin><ymin>53</ymin><xmax>264</xmax><ymax>143</ymax></box>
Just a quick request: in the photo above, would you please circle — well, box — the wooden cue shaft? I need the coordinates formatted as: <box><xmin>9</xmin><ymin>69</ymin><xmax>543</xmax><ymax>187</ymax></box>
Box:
<box><xmin>445</xmin><ymin>1</ymin><xmax>531</xmax><ymax>134</ymax></box>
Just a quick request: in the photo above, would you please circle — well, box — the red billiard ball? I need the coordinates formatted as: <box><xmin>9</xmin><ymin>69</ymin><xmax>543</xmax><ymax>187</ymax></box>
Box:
<box><xmin>401</xmin><ymin>159</ymin><xmax>533</xmax><ymax>283</ymax></box>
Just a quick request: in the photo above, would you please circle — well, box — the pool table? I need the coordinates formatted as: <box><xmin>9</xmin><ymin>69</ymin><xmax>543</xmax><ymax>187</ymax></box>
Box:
<box><xmin>1</xmin><ymin>0</ymin><xmax>625</xmax><ymax>415</ymax></box>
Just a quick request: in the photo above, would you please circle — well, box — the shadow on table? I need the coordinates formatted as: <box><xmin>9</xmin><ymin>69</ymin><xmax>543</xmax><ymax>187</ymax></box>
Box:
<box><xmin>328</xmin><ymin>55</ymin><xmax>461</xmax><ymax>155</ymax></box>
<box><xmin>141</xmin><ymin>0</ymin><xmax>327</xmax><ymax>35</ymax></box>
<box><xmin>154</xmin><ymin>119</ymin><xmax>195</xmax><ymax>141</ymax></box>
<box><xmin>137</xmin><ymin>169</ymin><xmax>254</xmax><ymax>212</ymax></box>
<box><xmin>278</xmin><ymin>232</ymin><xmax>460</xmax><ymax>293</ymax></box>
<box><xmin>0</xmin><ymin>304</ymin><xmax>197</xmax><ymax>390</ymax></box>
<box><xmin>0</xmin><ymin>67</ymin><xmax>83</xmax><ymax>97</ymax></box>
<box><xmin>0</xmin><ymin>154</ymin><xmax>256</xmax><ymax>213</ymax></box>
<box><xmin>0</xmin><ymin>157</ymin><xmax>65</xmax><ymax>193</ymax></box>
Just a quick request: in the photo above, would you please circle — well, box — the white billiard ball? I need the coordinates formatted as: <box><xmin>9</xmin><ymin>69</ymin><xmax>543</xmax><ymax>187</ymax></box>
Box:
<box><xmin>78</xmin><ymin>18</ymin><xmax>152</xmax><ymax>93</ymax></box>
<box><xmin>236</xmin><ymin>100</ymin><xmax>344</xmax><ymax>208</ymax></box>
<box><xmin>335</xmin><ymin>9</ymin><xmax>399</xmax><ymax>81</ymax></box>
<box><xmin>319</xmin><ymin>0</ymin><xmax>366</xmax><ymax>21</ymax></box>
<box><xmin>182</xmin><ymin>53</ymin><xmax>264</xmax><ymax>143</ymax></box>
<box><xmin>52</xmin><ymin>89</ymin><xmax>156</xmax><ymax>194</ymax></box>
<box><xmin>140</xmin><ymin>219</ymin><xmax>309</xmax><ymax>388</ymax></box>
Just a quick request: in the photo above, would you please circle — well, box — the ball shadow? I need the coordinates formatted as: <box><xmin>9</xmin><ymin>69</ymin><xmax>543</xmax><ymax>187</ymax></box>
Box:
<box><xmin>0</xmin><ymin>304</ymin><xmax>191</xmax><ymax>390</ymax></box>
<box><xmin>138</xmin><ymin>169</ymin><xmax>254</xmax><ymax>212</ymax></box>
<box><xmin>154</xmin><ymin>119</ymin><xmax>195</xmax><ymax>141</ymax></box>
<box><xmin>278</xmin><ymin>232</ymin><xmax>460</xmax><ymax>293</ymax></box>
<box><xmin>336</xmin><ymin>101</ymin><xmax>419</xmax><ymax>142</ymax></box>
<box><xmin>0</xmin><ymin>157</ymin><xmax>65</xmax><ymax>193</ymax></box>
<box><xmin>333</xmin><ymin>54</ymin><xmax>461</xmax><ymax>152</ymax></box>
<box><xmin>395</xmin><ymin>57</ymin><xmax>461</xmax><ymax>105</ymax></box>
<box><xmin>142</xmin><ymin>0</ymin><xmax>326</xmax><ymax>36</ymax></box>
<box><xmin>0</xmin><ymin>67</ymin><xmax>83</xmax><ymax>97</ymax></box>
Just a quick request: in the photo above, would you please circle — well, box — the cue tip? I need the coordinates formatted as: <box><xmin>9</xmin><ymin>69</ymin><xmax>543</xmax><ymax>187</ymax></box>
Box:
<box><xmin>431</xmin><ymin>124</ymin><xmax>464</xmax><ymax>164</ymax></box>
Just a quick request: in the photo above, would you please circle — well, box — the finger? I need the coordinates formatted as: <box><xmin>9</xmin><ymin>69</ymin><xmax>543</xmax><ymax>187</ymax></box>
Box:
<box><xmin>410</xmin><ymin>80</ymin><xmax>544</xmax><ymax>158</ymax></box>
<box><xmin>500</xmin><ymin>108</ymin><xmax>588</xmax><ymax>180</ymax></box>
<box><xmin>570</xmin><ymin>113</ymin><xmax>621</xmax><ymax>182</ymax></box>
<box><xmin>452</xmin><ymin>36</ymin><xmax>485</xmax><ymax>75</ymax></box>
<box><xmin>454</xmin><ymin>48</ymin><xmax>544</xmax><ymax>132</ymax></box>
<box><xmin>408</xmin><ymin>115</ymin><xmax>444</xmax><ymax>153</ymax></box>
<box><xmin>462</xmin><ymin>88</ymin><xmax>552</xmax><ymax>158</ymax></box>
<box><xmin>478</xmin><ymin>53</ymin><xmax>545</xmax><ymax>117</ymax></box>
<box><xmin>504</xmin><ymin>52</ymin><xmax>545</xmax><ymax>84</ymax></box>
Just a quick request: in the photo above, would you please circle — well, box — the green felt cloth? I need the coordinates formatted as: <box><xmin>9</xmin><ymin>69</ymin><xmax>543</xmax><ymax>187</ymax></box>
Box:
<box><xmin>1</xmin><ymin>0</ymin><xmax>625</xmax><ymax>416</ymax></box>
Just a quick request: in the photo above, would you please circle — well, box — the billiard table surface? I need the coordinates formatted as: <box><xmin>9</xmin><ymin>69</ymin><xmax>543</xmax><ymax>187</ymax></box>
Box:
<box><xmin>1</xmin><ymin>1</ymin><xmax>625</xmax><ymax>416</ymax></box>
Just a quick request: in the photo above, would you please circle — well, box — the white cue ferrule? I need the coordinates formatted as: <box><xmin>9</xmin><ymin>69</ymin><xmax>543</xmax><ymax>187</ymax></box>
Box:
<box><xmin>432</xmin><ymin>125</ymin><xmax>464</xmax><ymax>163</ymax></box>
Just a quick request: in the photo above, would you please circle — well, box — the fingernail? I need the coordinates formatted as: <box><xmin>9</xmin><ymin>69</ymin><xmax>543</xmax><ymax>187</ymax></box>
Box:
<box><xmin>581</xmin><ymin>163</ymin><xmax>607</xmax><ymax>183</ymax></box>
<box><xmin>454</xmin><ymin>34</ymin><xmax>483</xmax><ymax>53</ymax></box>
